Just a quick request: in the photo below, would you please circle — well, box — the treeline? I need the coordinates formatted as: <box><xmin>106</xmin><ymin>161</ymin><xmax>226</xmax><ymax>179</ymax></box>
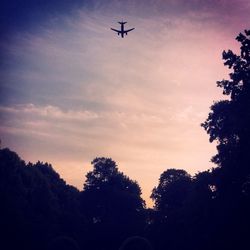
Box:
<box><xmin>0</xmin><ymin>150</ymin><xmax>146</xmax><ymax>250</ymax></box>
<box><xmin>1</xmin><ymin>30</ymin><xmax>250</xmax><ymax>250</ymax></box>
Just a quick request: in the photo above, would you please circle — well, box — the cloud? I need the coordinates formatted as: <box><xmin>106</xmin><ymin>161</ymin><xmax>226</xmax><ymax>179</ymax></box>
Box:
<box><xmin>1</xmin><ymin>0</ymin><xmax>249</xmax><ymax>38</ymax></box>
<box><xmin>1</xmin><ymin>0</ymin><xmax>248</xmax><ymax>206</ymax></box>
<box><xmin>0</xmin><ymin>104</ymin><xmax>99</xmax><ymax>122</ymax></box>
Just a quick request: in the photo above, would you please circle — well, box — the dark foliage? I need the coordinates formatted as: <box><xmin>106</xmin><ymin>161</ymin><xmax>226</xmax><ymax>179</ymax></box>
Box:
<box><xmin>81</xmin><ymin>157</ymin><xmax>146</xmax><ymax>250</ymax></box>
<box><xmin>200</xmin><ymin>29</ymin><xmax>250</xmax><ymax>250</ymax></box>
<box><xmin>0</xmin><ymin>151</ymin><xmax>146</xmax><ymax>250</ymax></box>
<box><xmin>0</xmin><ymin>148</ymin><xmax>84</xmax><ymax>250</ymax></box>
<box><xmin>147</xmin><ymin>29</ymin><xmax>250</xmax><ymax>250</ymax></box>
<box><xmin>151</xmin><ymin>169</ymin><xmax>192</xmax><ymax>213</ymax></box>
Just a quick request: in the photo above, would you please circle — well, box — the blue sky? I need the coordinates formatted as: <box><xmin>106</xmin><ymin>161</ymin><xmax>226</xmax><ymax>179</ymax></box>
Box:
<box><xmin>1</xmin><ymin>0</ymin><xmax>249</xmax><ymax>206</ymax></box>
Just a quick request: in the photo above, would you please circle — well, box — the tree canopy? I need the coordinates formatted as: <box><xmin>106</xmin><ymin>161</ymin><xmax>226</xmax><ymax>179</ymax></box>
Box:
<box><xmin>81</xmin><ymin>157</ymin><xmax>146</xmax><ymax>250</ymax></box>
<box><xmin>200</xmin><ymin>29</ymin><xmax>250</xmax><ymax>250</ymax></box>
<box><xmin>202</xmin><ymin>30</ymin><xmax>250</xmax><ymax>191</ymax></box>
<box><xmin>151</xmin><ymin>169</ymin><xmax>192</xmax><ymax>213</ymax></box>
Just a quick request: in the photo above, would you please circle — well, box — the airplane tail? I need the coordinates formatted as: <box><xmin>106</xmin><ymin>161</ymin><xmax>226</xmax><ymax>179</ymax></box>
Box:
<box><xmin>118</xmin><ymin>21</ymin><xmax>127</xmax><ymax>24</ymax></box>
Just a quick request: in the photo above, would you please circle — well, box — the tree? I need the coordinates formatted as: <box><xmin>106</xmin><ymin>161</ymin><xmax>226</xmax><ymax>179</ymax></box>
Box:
<box><xmin>149</xmin><ymin>169</ymin><xmax>192</xmax><ymax>250</ymax></box>
<box><xmin>151</xmin><ymin>169</ymin><xmax>192</xmax><ymax>213</ymax></box>
<box><xmin>0</xmin><ymin>148</ymin><xmax>84</xmax><ymax>250</ymax></box>
<box><xmin>0</xmin><ymin>148</ymin><xmax>31</xmax><ymax>249</ymax></box>
<box><xmin>202</xmin><ymin>30</ymin><xmax>250</xmax><ymax>190</ymax></box>
<box><xmin>81</xmin><ymin>157</ymin><xmax>146</xmax><ymax>250</ymax></box>
<box><xmin>201</xmin><ymin>30</ymin><xmax>250</xmax><ymax>250</ymax></box>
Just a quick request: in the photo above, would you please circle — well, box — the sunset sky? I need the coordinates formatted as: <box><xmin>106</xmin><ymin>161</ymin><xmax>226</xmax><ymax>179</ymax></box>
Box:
<box><xmin>0</xmin><ymin>0</ymin><xmax>249</xmax><ymax>207</ymax></box>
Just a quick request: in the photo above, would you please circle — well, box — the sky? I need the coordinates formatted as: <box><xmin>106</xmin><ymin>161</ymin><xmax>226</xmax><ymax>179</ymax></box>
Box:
<box><xmin>0</xmin><ymin>0</ymin><xmax>249</xmax><ymax>207</ymax></box>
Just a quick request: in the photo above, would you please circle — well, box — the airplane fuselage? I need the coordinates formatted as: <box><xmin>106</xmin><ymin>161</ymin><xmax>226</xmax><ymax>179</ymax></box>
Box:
<box><xmin>120</xmin><ymin>23</ymin><xmax>125</xmax><ymax>37</ymax></box>
<box><xmin>111</xmin><ymin>21</ymin><xmax>135</xmax><ymax>38</ymax></box>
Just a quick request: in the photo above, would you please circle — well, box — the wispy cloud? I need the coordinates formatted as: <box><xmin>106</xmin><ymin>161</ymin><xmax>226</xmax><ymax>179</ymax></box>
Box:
<box><xmin>1</xmin><ymin>0</ymin><xmax>249</xmax><ymax>206</ymax></box>
<box><xmin>0</xmin><ymin>104</ymin><xmax>99</xmax><ymax>121</ymax></box>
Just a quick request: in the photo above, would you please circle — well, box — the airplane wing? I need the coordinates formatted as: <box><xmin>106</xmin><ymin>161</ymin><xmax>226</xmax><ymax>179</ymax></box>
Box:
<box><xmin>124</xmin><ymin>28</ymin><xmax>135</xmax><ymax>33</ymax></box>
<box><xmin>111</xmin><ymin>28</ymin><xmax>120</xmax><ymax>33</ymax></box>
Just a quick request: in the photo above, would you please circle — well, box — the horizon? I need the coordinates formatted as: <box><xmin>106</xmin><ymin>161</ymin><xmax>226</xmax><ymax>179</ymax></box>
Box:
<box><xmin>0</xmin><ymin>0</ymin><xmax>249</xmax><ymax>207</ymax></box>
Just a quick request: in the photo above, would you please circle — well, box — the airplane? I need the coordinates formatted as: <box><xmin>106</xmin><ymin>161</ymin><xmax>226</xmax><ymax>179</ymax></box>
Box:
<box><xmin>111</xmin><ymin>21</ymin><xmax>135</xmax><ymax>38</ymax></box>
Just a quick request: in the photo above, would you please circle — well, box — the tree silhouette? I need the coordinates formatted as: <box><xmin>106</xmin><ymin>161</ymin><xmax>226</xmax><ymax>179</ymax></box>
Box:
<box><xmin>149</xmin><ymin>169</ymin><xmax>192</xmax><ymax>250</ymax></box>
<box><xmin>81</xmin><ymin>157</ymin><xmax>146</xmax><ymax>250</ymax></box>
<box><xmin>0</xmin><ymin>148</ymin><xmax>31</xmax><ymax>249</ymax></box>
<box><xmin>151</xmin><ymin>169</ymin><xmax>192</xmax><ymax>214</ymax></box>
<box><xmin>201</xmin><ymin>29</ymin><xmax>250</xmax><ymax>250</ymax></box>
<box><xmin>202</xmin><ymin>30</ymin><xmax>250</xmax><ymax>190</ymax></box>
<box><xmin>0</xmin><ymin>148</ymin><xmax>84</xmax><ymax>250</ymax></box>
